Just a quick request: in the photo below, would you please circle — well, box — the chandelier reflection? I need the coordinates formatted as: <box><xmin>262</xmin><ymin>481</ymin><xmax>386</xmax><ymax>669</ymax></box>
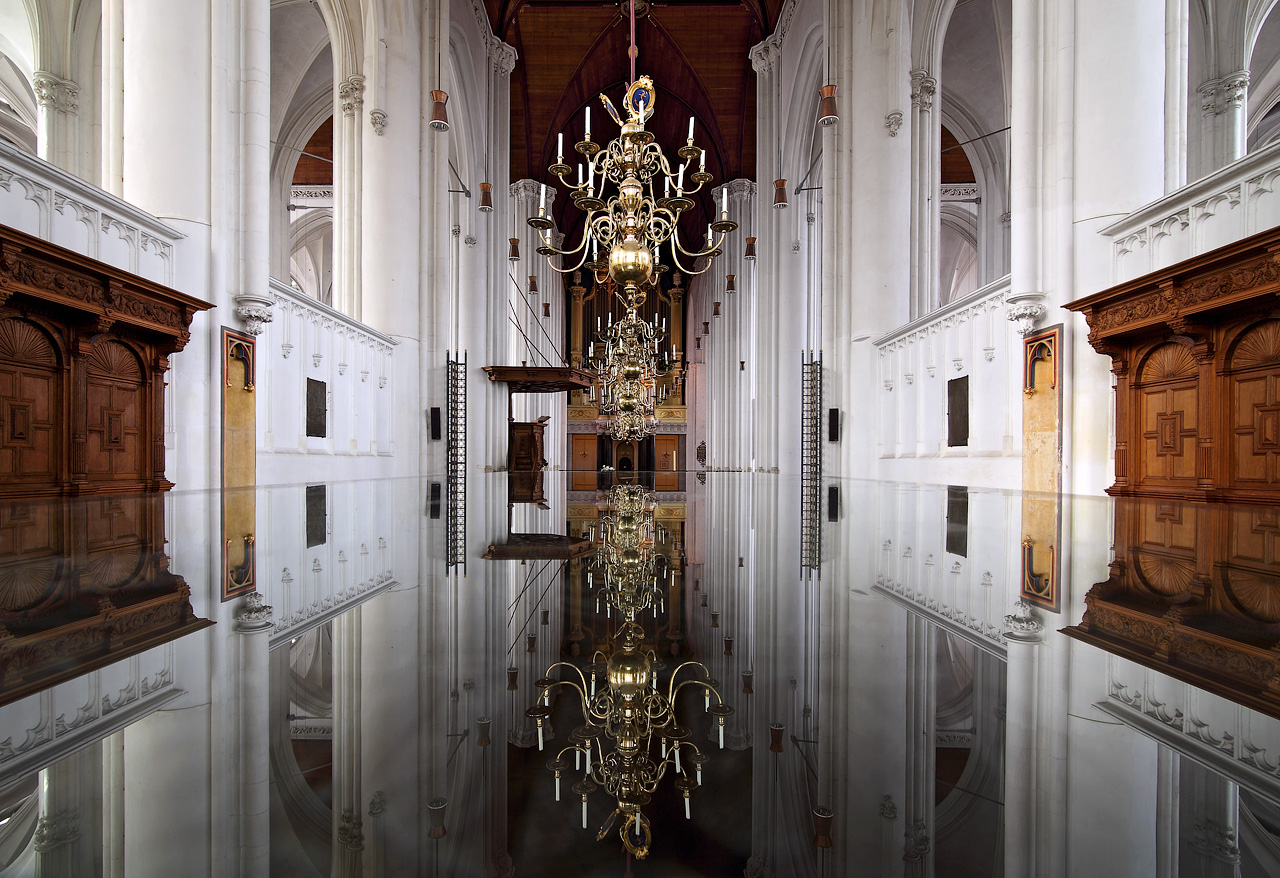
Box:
<box><xmin>530</xmin><ymin>73</ymin><xmax>735</xmax><ymax>439</ymax></box>
<box><xmin>587</xmin><ymin>485</ymin><xmax>671</xmax><ymax>618</ymax></box>
<box><xmin>525</xmin><ymin>486</ymin><xmax>733</xmax><ymax>858</ymax></box>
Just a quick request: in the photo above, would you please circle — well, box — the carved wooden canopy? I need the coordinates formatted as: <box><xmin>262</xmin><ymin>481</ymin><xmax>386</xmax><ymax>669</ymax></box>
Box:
<box><xmin>0</xmin><ymin>223</ymin><xmax>212</xmax><ymax>497</ymax></box>
<box><xmin>1066</xmin><ymin>226</ymin><xmax>1280</xmax><ymax>504</ymax></box>
<box><xmin>0</xmin><ymin>224</ymin><xmax>211</xmax><ymax>352</ymax></box>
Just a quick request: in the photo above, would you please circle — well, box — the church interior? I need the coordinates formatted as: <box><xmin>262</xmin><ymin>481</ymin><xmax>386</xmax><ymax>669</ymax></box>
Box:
<box><xmin>4</xmin><ymin>0</ymin><xmax>1280</xmax><ymax>874</ymax></box>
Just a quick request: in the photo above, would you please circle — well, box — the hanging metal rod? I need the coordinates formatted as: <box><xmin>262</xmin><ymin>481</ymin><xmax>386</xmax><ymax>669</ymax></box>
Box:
<box><xmin>448</xmin><ymin>159</ymin><xmax>471</xmax><ymax>197</ymax></box>
<box><xmin>942</xmin><ymin>126</ymin><xmax>1010</xmax><ymax>153</ymax></box>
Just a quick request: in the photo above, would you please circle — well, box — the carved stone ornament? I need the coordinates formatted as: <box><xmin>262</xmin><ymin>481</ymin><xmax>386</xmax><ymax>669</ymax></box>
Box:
<box><xmin>1190</xmin><ymin>819</ymin><xmax>1241</xmax><ymax>864</ymax></box>
<box><xmin>1004</xmin><ymin>598</ymin><xmax>1044</xmax><ymax>641</ymax></box>
<box><xmin>880</xmin><ymin>795</ymin><xmax>898</xmax><ymax>820</ymax></box>
<box><xmin>1007</xmin><ymin>301</ymin><xmax>1046</xmax><ymax>337</ymax></box>
<box><xmin>1221</xmin><ymin>71</ymin><xmax>1250</xmax><ymax>110</ymax></box>
<box><xmin>236</xmin><ymin>591</ymin><xmax>274</xmax><ymax>631</ymax></box>
<box><xmin>33</xmin><ymin>809</ymin><xmax>80</xmax><ymax>852</ymax></box>
<box><xmin>235</xmin><ymin>293</ymin><xmax>274</xmax><ymax>337</ymax></box>
<box><xmin>369</xmin><ymin>108</ymin><xmax>387</xmax><ymax>135</ymax></box>
<box><xmin>885</xmin><ymin>111</ymin><xmax>903</xmax><ymax>136</ymax></box>
<box><xmin>744</xmin><ymin>855</ymin><xmax>773</xmax><ymax>878</ymax></box>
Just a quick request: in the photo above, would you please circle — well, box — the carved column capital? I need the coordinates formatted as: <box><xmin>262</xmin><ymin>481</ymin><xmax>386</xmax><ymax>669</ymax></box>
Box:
<box><xmin>1006</xmin><ymin>300</ymin><xmax>1046</xmax><ymax>337</ymax></box>
<box><xmin>910</xmin><ymin>70</ymin><xmax>936</xmax><ymax>112</ymax></box>
<box><xmin>236</xmin><ymin>591</ymin><xmax>274</xmax><ymax>632</ymax></box>
<box><xmin>903</xmin><ymin>820</ymin><xmax>930</xmax><ymax>860</ymax></box>
<box><xmin>1190</xmin><ymin>819</ymin><xmax>1240</xmax><ymax>864</ymax></box>
<box><xmin>1004</xmin><ymin>598</ymin><xmax>1044</xmax><ymax>641</ymax></box>
<box><xmin>32</xmin><ymin>72</ymin><xmax>79</xmax><ymax>114</ymax></box>
<box><xmin>880</xmin><ymin>795</ymin><xmax>898</xmax><ymax>820</ymax></box>
<box><xmin>886</xmin><ymin>111</ymin><xmax>904</xmax><ymax>136</ymax></box>
<box><xmin>490</xmin><ymin>41</ymin><xmax>518</xmax><ymax>76</ymax></box>
<box><xmin>369</xmin><ymin>109</ymin><xmax>387</xmax><ymax>135</ymax></box>
<box><xmin>339</xmin><ymin>74</ymin><xmax>365</xmax><ymax>117</ymax></box>
<box><xmin>235</xmin><ymin>293</ymin><xmax>274</xmax><ymax>337</ymax></box>
<box><xmin>1221</xmin><ymin>71</ymin><xmax>1250</xmax><ymax>110</ymax></box>
<box><xmin>338</xmin><ymin>807</ymin><xmax>365</xmax><ymax>851</ymax></box>
<box><xmin>33</xmin><ymin>809</ymin><xmax>80</xmax><ymax>852</ymax></box>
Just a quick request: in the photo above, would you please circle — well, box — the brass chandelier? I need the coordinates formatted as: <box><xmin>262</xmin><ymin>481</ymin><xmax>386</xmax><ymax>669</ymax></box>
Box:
<box><xmin>528</xmin><ymin>20</ymin><xmax>736</xmax><ymax>438</ymax></box>
<box><xmin>584</xmin><ymin>306</ymin><xmax>677</xmax><ymax>441</ymax></box>
<box><xmin>525</xmin><ymin>486</ymin><xmax>733</xmax><ymax>858</ymax></box>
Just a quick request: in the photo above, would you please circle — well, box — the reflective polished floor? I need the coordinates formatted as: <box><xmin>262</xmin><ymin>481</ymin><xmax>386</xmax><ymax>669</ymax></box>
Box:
<box><xmin>1</xmin><ymin>472</ymin><xmax>1280</xmax><ymax>876</ymax></box>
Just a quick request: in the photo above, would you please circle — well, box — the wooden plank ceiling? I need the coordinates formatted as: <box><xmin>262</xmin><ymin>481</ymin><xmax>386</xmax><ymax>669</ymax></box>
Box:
<box><xmin>487</xmin><ymin>0</ymin><xmax>783</xmax><ymax>241</ymax></box>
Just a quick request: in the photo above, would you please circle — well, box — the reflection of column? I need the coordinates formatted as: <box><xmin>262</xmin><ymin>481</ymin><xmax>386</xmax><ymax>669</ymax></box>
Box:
<box><xmin>1003</xmin><ymin>599</ymin><xmax>1042</xmax><ymax>878</ymax></box>
<box><xmin>105</xmin><ymin>730</ymin><xmax>125</xmax><ymax>878</ymax></box>
<box><xmin>568</xmin><ymin>558</ymin><xmax>585</xmax><ymax>647</ymax></box>
<box><xmin>1181</xmin><ymin>760</ymin><xmax>1240</xmax><ymax>878</ymax></box>
<box><xmin>332</xmin><ymin>607</ymin><xmax>364</xmax><ymax>876</ymax></box>
<box><xmin>1157</xmin><ymin>745</ymin><xmax>1180</xmax><ymax>877</ymax></box>
<box><xmin>902</xmin><ymin>615</ymin><xmax>935</xmax><ymax>876</ymax></box>
<box><xmin>35</xmin><ymin>742</ymin><xmax>103</xmax><ymax>878</ymax></box>
<box><xmin>570</xmin><ymin>278</ymin><xmax>586</xmax><ymax>370</ymax></box>
<box><xmin>238</xmin><ymin>592</ymin><xmax>274</xmax><ymax>878</ymax></box>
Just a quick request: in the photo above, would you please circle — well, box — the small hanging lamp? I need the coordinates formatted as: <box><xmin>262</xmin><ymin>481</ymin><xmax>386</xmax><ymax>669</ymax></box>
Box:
<box><xmin>476</xmin><ymin>716</ymin><xmax>492</xmax><ymax>747</ymax></box>
<box><xmin>713</xmin><ymin>302</ymin><xmax>721</xmax><ymax>317</ymax></box>
<box><xmin>726</xmin><ymin>274</ymin><xmax>736</xmax><ymax>294</ymax></box>
<box><xmin>478</xmin><ymin>181</ymin><xmax>493</xmax><ymax>211</ymax></box>
<box><xmin>430</xmin><ymin>90</ymin><xmax>450</xmax><ymax>132</ymax></box>
<box><xmin>528</xmin><ymin>274</ymin><xmax>539</xmax><ymax>294</ymax></box>
<box><xmin>818</xmin><ymin>84</ymin><xmax>839</xmax><ymax>127</ymax></box>
<box><xmin>773</xmin><ymin>179</ymin><xmax>789</xmax><ymax>210</ymax></box>
<box><xmin>744</xmin><ymin>236</ymin><xmax>757</xmax><ymax>260</ymax></box>
<box><xmin>509</xmin><ymin>238</ymin><xmax>521</xmax><ymax>261</ymax></box>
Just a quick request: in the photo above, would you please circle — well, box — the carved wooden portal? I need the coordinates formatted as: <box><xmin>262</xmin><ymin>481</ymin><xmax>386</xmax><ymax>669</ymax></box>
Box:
<box><xmin>0</xmin><ymin>224</ymin><xmax>211</xmax><ymax>497</ymax></box>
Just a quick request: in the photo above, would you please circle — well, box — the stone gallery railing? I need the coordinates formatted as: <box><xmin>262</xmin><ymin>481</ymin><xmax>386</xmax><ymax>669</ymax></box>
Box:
<box><xmin>1104</xmin><ymin>139</ymin><xmax>1280</xmax><ymax>283</ymax></box>
<box><xmin>0</xmin><ymin>141</ymin><xmax>179</xmax><ymax>286</ymax></box>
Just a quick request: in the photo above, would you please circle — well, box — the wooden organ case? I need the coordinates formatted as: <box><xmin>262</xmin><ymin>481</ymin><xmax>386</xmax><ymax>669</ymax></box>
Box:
<box><xmin>1065</xmin><ymin>226</ymin><xmax>1280</xmax><ymax>717</ymax></box>
<box><xmin>0</xmin><ymin>224</ymin><xmax>213</xmax><ymax>705</ymax></box>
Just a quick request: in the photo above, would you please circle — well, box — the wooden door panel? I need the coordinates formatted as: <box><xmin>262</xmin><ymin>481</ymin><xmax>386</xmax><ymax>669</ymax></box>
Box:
<box><xmin>654</xmin><ymin>435</ymin><xmax>679</xmax><ymax>491</ymax></box>
<box><xmin>1140</xmin><ymin>383</ymin><xmax>1198</xmax><ymax>483</ymax></box>
<box><xmin>571</xmin><ymin>434</ymin><xmax>597</xmax><ymax>490</ymax></box>
<box><xmin>0</xmin><ymin>366</ymin><xmax>58</xmax><ymax>482</ymax></box>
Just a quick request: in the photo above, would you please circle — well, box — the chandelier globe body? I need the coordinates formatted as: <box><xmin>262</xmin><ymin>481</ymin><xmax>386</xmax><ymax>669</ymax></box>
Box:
<box><xmin>525</xmin><ymin>486</ymin><xmax>733</xmax><ymax>859</ymax></box>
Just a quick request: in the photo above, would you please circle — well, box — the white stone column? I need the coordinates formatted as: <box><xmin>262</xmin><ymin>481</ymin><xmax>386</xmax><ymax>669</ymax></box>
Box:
<box><xmin>333</xmin><ymin>74</ymin><xmax>365</xmax><ymax>319</ymax></box>
<box><xmin>101</xmin><ymin>0</ymin><xmax>125</xmax><ymax>196</ymax></box>
<box><xmin>237</xmin><ymin>593</ymin><xmax>274</xmax><ymax>878</ymax></box>
<box><xmin>231</xmin><ymin>0</ymin><xmax>274</xmax><ymax>338</ymax></box>
<box><xmin>908</xmin><ymin>69</ymin><xmax>939</xmax><ymax>321</ymax></box>
<box><xmin>1002</xmin><ymin>599</ymin><xmax>1042</xmax><ymax>878</ymax></box>
<box><xmin>822</xmin><ymin>0</ymin><xmax>912</xmax><ymax>479</ymax></box>
<box><xmin>32</xmin><ymin>71</ymin><xmax>82</xmax><ymax>177</ymax></box>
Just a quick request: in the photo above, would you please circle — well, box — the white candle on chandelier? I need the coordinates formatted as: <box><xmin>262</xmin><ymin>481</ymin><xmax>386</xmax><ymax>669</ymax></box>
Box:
<box><xmin>687</xmin><ymin>115</ymin><xmax>695</xmax><ymax>141</ymax></box>
<box><xmin>555</xmin><ymin>774</ymin><xmax>561</xmax><ymax>801</ymax></box>
<box><xmin>537</xmin><ymin>723</ymin><xmax>544</xmax><ymax>750</ymax></box>
<box><xmin>578</xmin><ymin>164</ymin><xmax>583</xmax><ymax>187</ymax></box>
<box><xmin>706</xmin><ymin>224</ymin><xmax>713</xmax><ymax>245</ymax></box>
<box><xmin>582</xmin><ymin>800</ymin><xmax>588</xmax><ymax>829</ymax></box>
<box><xmin>585</xmin><ymin>744</ymin><xmax>592</xmax><ymax>773</ymax></box>
<box><xmin>719</xmin><ymin>722</ymin><xmax>725</xmax><ymax>749</ymax></box>
<box><xmin>540</xmin><ymin>183</ymin><xmax>547</xmax><ymax>213</ymax></box>
<box><xmin>684</xmin><ymin>795</ymin><xmax>691</xmax><ymax>820</ymax></box>
<box><xmin>699</xmin><ymin>149</ymin><xmax>706</xmax><ymax>171</ymax></box>
<box><xmin>721</xmin><ymin>186</ymin><xmax>728</xmax><ymax>217</ymax></box>
<box><xmin>664</xmin><ymin>177</ymin><xmax>670</xmax><ymax>198</ymax></box>
<box><xmin>588</xmin><ymin>160</ymin><xmax>594</xmax><ymax>188</ymax></box>
<box><xmin>636</xmin><ymin>817</ymin><xmax>642</xmax><ymax>839</ymax></box>
<box><xmin>557</xmin><ymin>132</ymin><xmax>564</xmax><ymax>160</ymax></box>
<box><xmin>585</xmin><ymin>106</ymin><xmax>591</xmax><ymax>139</ymax></box>
<box><xmin>677</xmin><ymin>163</ymin><xmax>685</xmax><ymax>192</ymax></box>
<box><xmin>674</xmin><ymin>747</ymin><xmax>681</xmax><ymax>773</ymax></box>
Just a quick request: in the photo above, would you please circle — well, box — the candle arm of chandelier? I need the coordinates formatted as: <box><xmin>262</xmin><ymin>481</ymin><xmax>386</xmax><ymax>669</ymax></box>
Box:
<box><xmin>665</xmin><ymin>229</ymin><xmax>727</xmax><ymax>276</ymax></box>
